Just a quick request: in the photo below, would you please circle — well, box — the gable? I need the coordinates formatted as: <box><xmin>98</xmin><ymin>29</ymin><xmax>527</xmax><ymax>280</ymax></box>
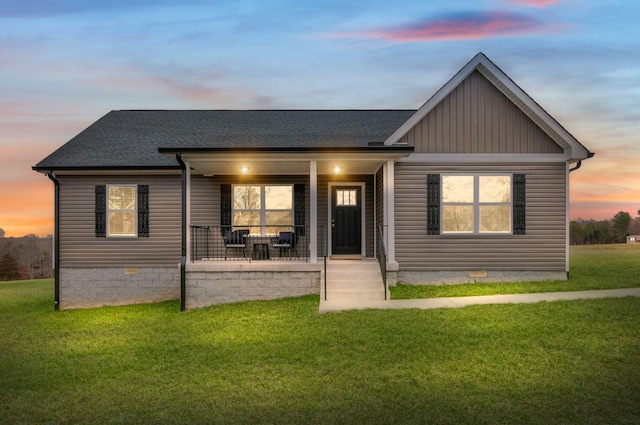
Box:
<box><xmin>399</xmin><ymin>70</ymin><xmax>564</xmax><ymax>155</ymax></box>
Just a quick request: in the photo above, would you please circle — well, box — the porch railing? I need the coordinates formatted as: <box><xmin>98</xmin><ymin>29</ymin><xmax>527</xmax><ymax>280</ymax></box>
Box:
<box><xmin>190</xmin><ymin>225</ymin><xmax>309</xmax><ymax>262</ymax></box>
<box><xmin>377</xmin><ymin>225</ymin><xmax>388</xmax><ymax>300</ymax></box>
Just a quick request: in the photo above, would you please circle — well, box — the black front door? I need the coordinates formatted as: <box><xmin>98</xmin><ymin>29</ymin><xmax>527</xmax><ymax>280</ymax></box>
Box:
<box><xmin>331</xmin><ymin>186</ymin><xmax>362</xmax><ymax>255</ymax></box>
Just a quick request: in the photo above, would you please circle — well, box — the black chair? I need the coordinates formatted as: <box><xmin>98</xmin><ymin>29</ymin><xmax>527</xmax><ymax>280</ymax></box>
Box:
<box><xmin>224</xmin><ymin>229</ymin><xmax>249</xmax><ymax>259</ymax></box>
<box><xmin>272</xmin><ymin>231</ymin><xmax>298</xmax><ymax>260</ymax></box>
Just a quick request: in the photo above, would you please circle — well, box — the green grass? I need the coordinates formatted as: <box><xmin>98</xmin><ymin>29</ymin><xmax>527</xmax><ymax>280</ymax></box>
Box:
<box><xmin>391</xmin><ymin>244</ymin><xmax>640</xmax><ymax>299</ymax></box>
<box><xmin>2</xmin><ymin>245</ymin><xmax>640</xmax><ymax>424</ymax></box>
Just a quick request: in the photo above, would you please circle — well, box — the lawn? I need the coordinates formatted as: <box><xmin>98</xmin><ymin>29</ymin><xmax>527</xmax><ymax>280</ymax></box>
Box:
<box><xmin>1</xmin><ymin>245</ymin><xmax>640</xmax><ymax>424</ymax></box>
<box><xmin>391</xmin><ymin>244</ymin><xmax>640</xmax><ymax>299</ymax></box>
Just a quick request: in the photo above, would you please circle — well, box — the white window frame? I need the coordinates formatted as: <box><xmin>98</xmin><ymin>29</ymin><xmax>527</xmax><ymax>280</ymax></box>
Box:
<box><xmin>441</xmin><ymin>174</ymin><xmax>512</xmax><ymax>235</ymax></box>
<box><xmin>232</xmin><ymin>184</ymin><xmax>293</xmax><ymax>235</ymax></box>
<box><xmin>106</xmin><ymin>184</ymin><xmax>138</xmax><ymax>237</ymax></box>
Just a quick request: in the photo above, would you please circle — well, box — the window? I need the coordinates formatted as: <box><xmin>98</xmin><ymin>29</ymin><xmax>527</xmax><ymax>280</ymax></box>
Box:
<box><xmin>336</xmin><ymin>189</ymin><xmax>357</xmax><ymax>206</ymax></box>
<box><xmin>441</xmin><ymin>175</ymin><xmax>511</xmax><ymax>234</ymax></box>
<box><xmin>107</xmin><ymin>185</ymin><xmax>137</xmax><ymax>236</ymax></box>
<box><xmin>233</xmin><ymin>185</ymin><xmax>293</xmax><ymax>234</ymax></box>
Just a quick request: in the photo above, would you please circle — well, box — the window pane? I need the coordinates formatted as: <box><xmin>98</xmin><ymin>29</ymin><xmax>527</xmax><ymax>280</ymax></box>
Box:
<box><xmin>109</xmin><ymin>186</ymin><xmax>136</xmax><ymax>210</ymax></box>
<box><xmin>266</xmin><ymin>211</ymin><xmax>292</xmax><ymax>227</ymax></box>
<box><xmin>442</xmin><ymin>205</ymin><xmax>473</xmax><ymax>233</ymax></box>
<box><xmin>108</xmin><ymin>212</ymin><xmax>136</xmax><ymax>235</ymax></box>
<box><xmin>442</xmin><ymin>176</ymin><xmax>474</xmax><ymax>202</ymax></box>
<box><xmin>479</xmin><ymin>176</ymin><xmax>511</xmax><ymax>203</ymax></box>
<box><xmin>233</xmin><ymin>186</ymin><xmax>261</xmax><ymax>210</ymax></box>
<box><xmin>233</xmin><ymin>211</ymin><xmax>260</xmax><ymax>227</ymax></box>
<box><xmin>265</xmin><ymin>186</ymin><xmax>292</xmax><ymax>209</ymax></box>
<box><xmin>480</xmin><ymin>206</ymin><xmax>511</xmax><ymax>233</ymax></box>
<box><xmin>336</xmin><ymin>189</ymin><xmax>357</xmax><ymax>206</ymax></box>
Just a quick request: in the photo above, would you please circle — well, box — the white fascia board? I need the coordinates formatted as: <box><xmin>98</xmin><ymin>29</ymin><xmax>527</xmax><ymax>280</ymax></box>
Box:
<box><xmin>399</xmin><ymin>153</ymin><xmax>571</xmax><ymax>163</ymax></box>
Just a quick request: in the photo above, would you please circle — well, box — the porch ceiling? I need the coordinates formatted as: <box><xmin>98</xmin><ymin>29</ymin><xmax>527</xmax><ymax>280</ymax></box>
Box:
<box><xmin>181</xmin><ymin>151</ymin><xmax>410</xmax><ymax>176</ymax></box>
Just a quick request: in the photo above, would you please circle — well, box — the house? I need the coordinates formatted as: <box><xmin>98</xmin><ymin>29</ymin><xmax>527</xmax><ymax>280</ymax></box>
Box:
<box><xmin>628</xmin><ymin>236</ymin><xmax>639</xmax><ymax>243</ymax></box>
<box><xmin>33</xmin><ymin>53</ymin><xmax>593</xmax><ymax>310</ymax></box>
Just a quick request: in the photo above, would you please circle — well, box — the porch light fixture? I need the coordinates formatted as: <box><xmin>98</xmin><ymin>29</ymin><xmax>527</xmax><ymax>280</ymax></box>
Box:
<box><xmin>240</xmin><ymin>166</ymin><xmax>249</xmax><ymax>174</ymax></box>
<box><xmin>333</xmin><ymin>166</ymin><xmax>341</xmax><ymax>174</ymax></box>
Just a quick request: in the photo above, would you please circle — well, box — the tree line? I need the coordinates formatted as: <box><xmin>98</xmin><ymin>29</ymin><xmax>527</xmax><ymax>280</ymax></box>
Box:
<box><xmin>0</xmin><ymin>230</ymin><xmax>53</xmax><ymax>281</ymax></box>
<box><xmin>570</xmin><ymin>210</ymin><xmax>640</xmax><ymax>245</ymax></box>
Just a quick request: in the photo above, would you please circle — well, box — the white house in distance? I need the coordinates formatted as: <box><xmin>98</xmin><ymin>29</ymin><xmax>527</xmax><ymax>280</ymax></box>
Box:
<box><xmin>33</xmin><ymin>53</ymin><xmax>594</xmax><ymax>311</ymax></box>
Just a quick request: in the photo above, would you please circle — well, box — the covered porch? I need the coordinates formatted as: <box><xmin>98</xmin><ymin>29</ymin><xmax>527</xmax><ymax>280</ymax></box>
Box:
<box><xmin>161</xmin><ymin>147</ymin><xmax>411</xmax><ymax>309</ymax></box>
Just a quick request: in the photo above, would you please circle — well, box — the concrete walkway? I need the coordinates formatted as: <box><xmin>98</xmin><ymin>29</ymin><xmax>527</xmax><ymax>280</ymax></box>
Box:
<box><xmin>318</xmin><ymin>287</ymin><xmax>640</xmax><ymax>313</ymax></box>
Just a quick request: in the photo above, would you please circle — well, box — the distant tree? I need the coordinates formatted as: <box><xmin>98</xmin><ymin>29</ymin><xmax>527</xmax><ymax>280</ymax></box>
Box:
<box><xmin>594</xmin><ymin>220</ymin><xmax>612</xmax><ymax>244</ymax></box>
<box><xmin>570</xmin><ymin>221</ymin><xmax>585</xmax><ymax>245</ymax></box>
<box><xmin>0</xmin><ymin>228</ymin><xmax>4</xmax><ymax>238</ymax></box>
<box><xmin>0</xmin><ymin>252</ymin><xmax>20</xmax><ymax>281</ymax></box>
<box><xmin>630</xmin><ymin>216</ymin><xmax>640</xmax><ymax>236</ymax></box>
<box><xmin>583</xmin><ymin>221</ymin><xmax>596</xmax><ymax>244</ymax></box>
<box><xmin>612</xmin><ymin>211</ymin><xmax>631</xmax><ymax>243</ymax></box>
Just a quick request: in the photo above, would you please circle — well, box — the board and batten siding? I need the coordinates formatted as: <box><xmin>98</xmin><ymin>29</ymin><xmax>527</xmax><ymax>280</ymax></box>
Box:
<box><xmin>58</xmin><ymin>175</ymin><xmax>182</xmax><ymax>268</ymax></box>
<box><xmin>399</xmin><ymin>70</ymin><xmax>563</xmax><ymax>155</ymax></box>
<box><xmin>394</xmin><ymin>162</ymin><xmax>566</xmax><ymax>271</ymax></box>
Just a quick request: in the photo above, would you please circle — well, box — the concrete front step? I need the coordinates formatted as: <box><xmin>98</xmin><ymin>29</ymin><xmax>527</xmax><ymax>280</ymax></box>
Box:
<box><xmin>322</xmin><ymin>260</ymin><xmax>388</xmax><ymax>302</ymax></box>
<box><xmin>324</xmin><ymin>289</ymin><xmax>387</xmax><ymax>301</ymax></box>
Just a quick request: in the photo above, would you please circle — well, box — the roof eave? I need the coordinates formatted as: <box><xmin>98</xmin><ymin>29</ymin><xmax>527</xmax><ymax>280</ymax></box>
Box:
<box><xmin>158</xmin><ymin>145</ymin><xmax>414</xmax><ymax>155</ymax></box>
<box><xmin>32</xmin><ymin>165</ymin><xmax>180</xmax><ymax>174</ymax></box>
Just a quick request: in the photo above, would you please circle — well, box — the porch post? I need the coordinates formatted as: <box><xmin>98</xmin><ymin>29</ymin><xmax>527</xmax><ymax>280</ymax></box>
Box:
<box><xmin>185</xmin><ymin>161</ymin><xmax>191</xmax><ymax>262</ymax></box>
<box><xmin>309</xmin><ymin>160</ymin><xmax>318</xmax><ymax>263</ymax></box>
<box><xmin>384</xmin><ymin>160</ymin><xmax>396</xmax><ymax>262</ymax></box>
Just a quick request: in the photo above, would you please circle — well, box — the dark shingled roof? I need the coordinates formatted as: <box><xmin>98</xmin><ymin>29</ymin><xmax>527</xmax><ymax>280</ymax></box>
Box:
<box><xmin>34</xmin><ymin>110</ymin><xmax>416</xmax><ymax>170</ymax></box>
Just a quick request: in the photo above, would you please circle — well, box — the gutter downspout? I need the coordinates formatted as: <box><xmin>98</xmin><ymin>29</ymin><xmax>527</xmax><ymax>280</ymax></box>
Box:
<box><xmin>566</xmin><ymin>152</ymin><xmax>594</xmax><ymax>278</ymax></box>
<box><xmin>569</xmin><ymin>152</ymin><xmax>595</xmax><ymax>173</ymax></box>
<box><xmin>46</xmin><ymin>172</ymin><xmax>60</xmax><ymax>311</ymax></box>
<box><xmin>176</xmin><ymin>154</ymin><xmax>187</xmax><ymax>312</ymax></box>
<box><xmin>569</xmin><ymin>160</ymin><xmax>582</xmax><ymax>173</ymax></box>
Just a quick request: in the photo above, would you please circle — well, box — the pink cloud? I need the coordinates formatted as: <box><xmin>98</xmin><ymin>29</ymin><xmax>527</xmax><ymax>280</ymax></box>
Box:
<box><xmin>331</xmin><ymin>12</ymin><xmax>564</xmax><ymax>42</ymax></box>
<box><xmin>508</xmin><ymin>0</ymin><xmax>562</xmax><ymax>8</ymax></box>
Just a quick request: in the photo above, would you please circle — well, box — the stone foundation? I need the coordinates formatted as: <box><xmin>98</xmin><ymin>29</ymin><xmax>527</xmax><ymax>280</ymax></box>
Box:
<box><xmin>185</xmin><ymin>263</ymin><xmax>321</xmax><ymax>309</ymax></box>
<box><xmin>397</xmin><ymin>270</ymin><xmax>567</xmax><ymax>285</ymax></box>
<box><xmin>59</xmin><ymin>267</ymin><xmax>180</xmax><ymax>309</ymax></box>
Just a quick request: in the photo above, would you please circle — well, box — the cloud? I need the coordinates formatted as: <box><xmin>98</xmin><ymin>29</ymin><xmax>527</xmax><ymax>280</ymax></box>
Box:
<box><xmin>0</xmin><ymin>0</ymin><xmax>204</xmax><ymax>18</ymax></box>
<box><xmin>508</xmin><ymin>0</ymin><xmax>562</xmax><ymax>8</ymax></box>
<box><xmin>329</xmin><ymin>12</ymin><xmax>566</xmax><ymax>43</ymax></box>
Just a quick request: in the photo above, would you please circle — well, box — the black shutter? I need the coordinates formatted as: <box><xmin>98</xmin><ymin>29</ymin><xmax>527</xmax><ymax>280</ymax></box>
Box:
<box><xmin>513</xmin><ymin>174</ymin><xmax>526</xmax><ymax>234</ymax></box>
<box><xmin>95</xmin><ymin>185</ymin><xmax>106</xmax><ymax>237</ymax></box>
<box><xmin>137</xmin><ymin>185</ymin><xmax>149</xmax><ymax>237</ymax></box>
<box><xmin>427</xmin><ymin>174</ymin><xmax>440</xmax><ymax>235</ymax></box>
<box><xmin>294</xmin><ymin>184</ymin><xmax>305</xmax><ymax>236</ymax></box>
<box><xmin>220</xmin><ymin>184</ymin><xmax>232</xmax><ymax>236</ymax></box>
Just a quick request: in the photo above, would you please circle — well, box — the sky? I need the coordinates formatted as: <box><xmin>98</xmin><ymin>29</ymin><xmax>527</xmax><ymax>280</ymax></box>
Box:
<box><xmin>1</xmin><ymin>0</ymin><xmax>639</xmax><ymax>237</ymax></box>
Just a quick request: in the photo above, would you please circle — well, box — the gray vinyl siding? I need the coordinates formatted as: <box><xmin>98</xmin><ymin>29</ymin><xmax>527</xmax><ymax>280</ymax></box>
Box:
<box><xmin>394</xmin><ymin>162</ymin><xmax>566</xmax><ymax>271</ymax></box>
<box><xmin>58</xmin><ymin>175</ymin><xmax>182</xmax><ymax>268</ymax></box>
<box><xmin>399</xmin><ymin>70</ymin><xmax>563</xmax><ymax>155</ymax></box>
